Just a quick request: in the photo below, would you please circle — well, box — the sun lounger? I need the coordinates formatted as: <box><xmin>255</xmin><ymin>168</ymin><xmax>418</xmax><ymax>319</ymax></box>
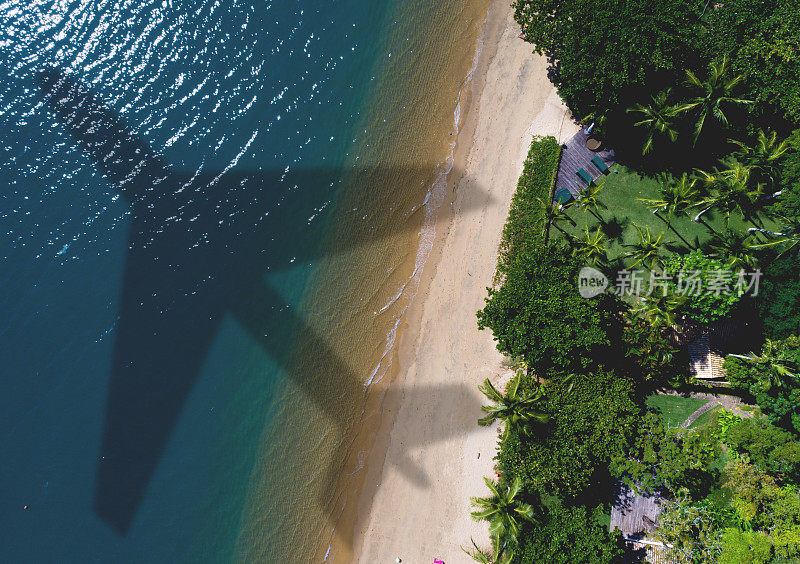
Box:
<box><xmin>591</xmin><ymin>155</ymin><xmax>609</xmax><ymax>174</ymax></box>
<box><xmin>555</xmin><ymin>188</ymin><xmax>573</xmax><ymax>204</ymax></box>
<box><xmin>576</xmin><ymin>167</ymin><xmax>593</xmax><ymax>185</ymax></box>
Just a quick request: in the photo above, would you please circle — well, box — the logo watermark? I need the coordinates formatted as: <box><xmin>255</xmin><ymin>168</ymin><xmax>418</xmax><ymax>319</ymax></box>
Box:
<box><xmin>578</xmin><ymin>266</ymin><xmax>609</xmax><ymax>298</ymax></box>
<box><xmin>577</xmin><ymin>267</ymin><xmax>762</xmax><ymax>298</ymax></box>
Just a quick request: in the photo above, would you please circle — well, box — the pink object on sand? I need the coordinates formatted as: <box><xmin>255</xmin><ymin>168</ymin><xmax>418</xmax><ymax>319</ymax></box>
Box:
<box><xmin>433</xmin><ymin>560</ymin><xmax>444</xmax><ymax>564</ymax></box>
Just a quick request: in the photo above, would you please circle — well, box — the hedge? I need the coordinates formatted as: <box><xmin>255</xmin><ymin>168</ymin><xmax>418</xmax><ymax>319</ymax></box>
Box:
<box><xmin>496</xmin><ymin>135</ymin><xmax>562</xmax><ymax>278</ymax></box>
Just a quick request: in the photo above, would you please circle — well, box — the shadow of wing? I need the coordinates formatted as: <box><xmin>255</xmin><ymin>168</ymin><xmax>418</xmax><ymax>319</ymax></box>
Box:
<box><xmin>232</xmin><ymin>282</ymin><xmax>484</xmax><ymax>517</ymax></box>
<box><xmin>93</xmin><ymin>236</ymin><xmax>227</xmax><ymax>533</ymax></box>
<box><xmin>38</xmin><ymin>67</ymin><xmax>172</xmax><ymax>202</ymax></box>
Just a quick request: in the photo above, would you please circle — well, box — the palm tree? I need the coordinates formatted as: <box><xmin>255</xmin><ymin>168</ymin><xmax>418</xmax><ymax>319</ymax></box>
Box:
<box><xmin>641</xmin><ymin>174</ymin><xmax>699</xmax><ymax>222</ymax></box>
<box><xmin>629</xmin><ymin>294</ymin><xmax>685</xmax><ymax>330</ymax></box>
<box><xmin>707</xmin><ymin>229</ymin><xmax>759</xmax><ymax>270</ymax></box>
<box><xmin>574</xmin><ymin>183</ymin><xmax>606</xmax><ymax>223</ymax></box>
<box><xmin>462</xmin><ymin>538</ymin><xmax>512</xmax><ymax>564</ymax></box>
<box><xmin>720</xmin><ymin>161</ymin><xmax>768</xmax><ymax>221</ymax></box>
<box><xmin>624</xmin><ymin>224</ymin><xmax>665</xmax><ymax>269</ymax></box>
<box><xmin>674</xmin><ymin>55</ymin><xmax>753</xmax><ymax>145</ymax></box>
<box><xmin>731</xmin><ymin>129</ymin><xmax>790</xmax><ymax>189</ymax></box>
<box><xmin>693</xmin><ymin>163</ymin><xmax>764</xmax><ymax>227</ymax></box>
<box><xmin>538</xmin><ymin>197</ymin><xmax>575</xmax><ymax>245</ymax></box>
<box><xmin>624</xmin><ymin>319</ymin><xmax>679</xmax><ymax>381</ymax></box>
<box><xmin>477</xmin><ymin>376</ymin><xmax>550</xmax><ymax>440</ymax></box>
<box><xmin>572</xmin><ymin>226</ymin><xmax>608</xmax><ymax>266</ymax></box>
<box><xmin>628</xmin><ymin>89</ymin><xmax>680</xmax><ymax>154</ymax></box>
<box><xmin>728</xmin><ymin>340</ymin><xmax>800</xmax><ymax>391</ymax></box>
<box><xmin>638</xmin><ymin>173</ymin><xmax>698</xmax><ymax>247</ymax></box>
<box><xmin>470</xmin><ymin>476</ymin><xmax>535</xmax><ymax>562</ymax></box>
<box><xmin>749</xmin><ymin>216</ymin><xmax>800</xmax><ymax>254</ymax></box>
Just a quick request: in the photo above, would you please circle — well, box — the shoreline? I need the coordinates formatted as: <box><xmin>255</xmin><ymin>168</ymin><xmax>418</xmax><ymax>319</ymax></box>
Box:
<box><xmin>349</xmin><ymin>2</ymin><xmax>579</xmax><ymax>561</ymax></box>
<box><xmin>313</xmin><ymin>2</ymin><xmax>494</xmax><ymax>562</ymax></box>
<box><xmin>343</xmin><ymin>5</ymin><xmax>505</xmax><ymax>560</ymax></box>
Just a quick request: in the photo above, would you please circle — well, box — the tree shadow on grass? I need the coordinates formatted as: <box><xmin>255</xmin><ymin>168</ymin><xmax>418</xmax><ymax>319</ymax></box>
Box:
<box><xmin>599</xmin><ymin>215</ymin><xmax>629</xmax><ymax>243</ymax></box>
<box><xmin>38</xmin><ymin>67</ymin><xmax>491</xmax><ymax>544</ymax></box>
<box><xmin>663</xmin><ymin>242</ymin><xmax>691</xmax><ymax>255</ymax></box>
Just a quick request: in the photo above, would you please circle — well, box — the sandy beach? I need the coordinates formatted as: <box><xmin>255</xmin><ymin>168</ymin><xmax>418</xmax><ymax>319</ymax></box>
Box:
<box><xmin>350</xmin><ymin>3</ymin><xmax>579</xmax><ymax>562</ymax></box>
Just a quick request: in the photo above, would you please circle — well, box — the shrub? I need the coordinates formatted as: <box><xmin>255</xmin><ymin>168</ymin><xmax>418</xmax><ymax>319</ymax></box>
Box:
<box><xmin>496</xmin><ymin>136</ymin><xmax>562</xmax><ymax>276</ymax></box>
<box><xmin>517</xmin><ymin>501</ymin><xmax>624</xmax><ymax>563</ymax></box>
<box><xmin>663</xmin><ymin>250</ymin><xmax>742</xmax><ymax>324</ymax></box>
<box><xmin>725</xmin><ymin>417</ymin><xmax>800</xmax><ymax>480</ymax></box>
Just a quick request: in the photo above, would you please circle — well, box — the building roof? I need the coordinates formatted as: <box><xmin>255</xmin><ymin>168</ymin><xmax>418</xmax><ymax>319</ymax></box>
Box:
<box><xmin>688</xmin><ymin>319</ymin><xmax>754</xmax><ymax>380</ymax></box>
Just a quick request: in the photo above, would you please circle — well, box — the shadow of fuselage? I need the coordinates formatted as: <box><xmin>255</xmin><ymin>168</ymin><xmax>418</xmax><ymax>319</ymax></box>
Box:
<box><xmin>38</xmin><ymin>68</ymin><xmax>488</xmax><ymax>539</ymax></box>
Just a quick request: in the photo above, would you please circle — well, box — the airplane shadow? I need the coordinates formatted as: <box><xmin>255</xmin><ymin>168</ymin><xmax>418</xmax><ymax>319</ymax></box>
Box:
<box><xmin>37</xmin><ymin>68</ymin><xmax>491</xmax><ymax>544</ymax></box>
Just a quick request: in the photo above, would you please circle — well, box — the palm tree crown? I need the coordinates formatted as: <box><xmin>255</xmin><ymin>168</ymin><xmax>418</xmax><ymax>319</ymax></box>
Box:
<box><xmin>629</xmin><ymin>294</ymin><xmax>685</xmax><ymax>330</ymax></box>
<box><xmin>729</xmin><ymin>339</ymin><xmax>800</xmax><ymax>391</ymax></box>
<box><xmin>731</xmin><ymin>129</ymin><xmax>790</xmax><ymax>189</ymax></box>
<box><xmin>694</xmin><ymin>161</ymin><xmax>764</xmax><ymax>224</ymax></box>
<box><xmin>478</xmin><ymin>376</ymin><xmax>550</xmax><ymax>440</ymax></box>
<box><xmin>574</xmin><ymin>183</ymin><xmax>606</xmax><ymax>222</ymax></box>
<box><xmin>470</xmin><ymin>476</ymin><xmax>535</xmax><ymax>561</ymax></box>
<box><xmin>462</xmin><ymin>537</ymin><xmax>512</xmax><ymax>564</ymax></box>
<box><xmin>628</xmin><ymin>89</ymin><xmax>679</xmax><ymax>154</ymax></box>
<box><xmin>674</xmin><ymin>55</ymin><xmax>753</xmax><ymax>145</ymax></box>
<box><xmin>572</xmin><ymin>226</ymin><xmax>608</xmax><ymax>266</ymax></box>
<box><xmin>624</xmin><ymin>224</ymin><xmax>665</xmax><ymax>269</ymax></box>
<box><xmin>707</xmin><ymin>229</ymin><xmax>758</xmax><ymax>270</ymax></box>
<box><xmin>640</xmin><ymin>173</ymin><xmax>700</xmax><ymax>224</ymax></box>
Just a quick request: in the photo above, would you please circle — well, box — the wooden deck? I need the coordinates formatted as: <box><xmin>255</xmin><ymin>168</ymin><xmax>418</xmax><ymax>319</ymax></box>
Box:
<box><xmin>553</xmin><ymin>131</ymin><xmax>616</xmax><ymax>201</ymax></box>
<box><xmin>610</xmin><ymin>482</ymin><xmax>663</xmax><ymax>538</ymax></box>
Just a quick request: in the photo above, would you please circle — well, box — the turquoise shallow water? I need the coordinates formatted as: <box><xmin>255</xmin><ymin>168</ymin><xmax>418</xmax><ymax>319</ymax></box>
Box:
<box><xmin>0</xmin><ymin>0</ymin><xmax>488</xmax><ymax>560</ymax></box>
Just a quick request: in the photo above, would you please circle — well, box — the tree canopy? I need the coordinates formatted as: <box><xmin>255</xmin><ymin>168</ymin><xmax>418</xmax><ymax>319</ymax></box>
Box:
<box><xmin>513</xmin><ymin>0</ymin><xmax>704</xmax><ymax>120</ymax></box>
<box><xmin>610</xmin><ymin>411</ymin><xmax>718</xmax><ymax>496</ymax></box>
<box><xmin>663</xmin><ymin>250</ymin><xmax>743</xmax><ymax>324</ymax></box>
<box><xmin>725</xmin><ymin>417</ymin><xmax>800</xmax><ymax>480</ymax></box>
<box><xmin>477</xmin><ymin>243</ymin><xmax>613</xmax><ymax>373</ymax></box>
<box><xmin>707</xmin><ymin>0</ymin><xmax>800</xmax><ymax>123</ymax></box>
<box><xmin>517</xmin><ymin>501</ymin><xmax>624</xmax><ymax>563</ymax></box>
<box><xmin>498</xmin><ymin>369</ymin><xmax>641</xmax><ymax>499</ymax></box>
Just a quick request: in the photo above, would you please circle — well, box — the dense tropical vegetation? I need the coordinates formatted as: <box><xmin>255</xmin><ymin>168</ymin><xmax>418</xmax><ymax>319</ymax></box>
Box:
<box><xmin>465</xmin><ymin>0</ymin><xmax>800</xmax><ymax>560</ymax></box>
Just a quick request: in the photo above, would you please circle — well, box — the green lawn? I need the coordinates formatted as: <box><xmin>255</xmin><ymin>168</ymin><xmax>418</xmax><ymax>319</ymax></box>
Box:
<box><xmin>555</xmin><ymin>165</ymin><xmax>779</xmax><ymax>263</ymax></box>
<box><xmin>689</xmin><ymin>405</ymin><xmax>722</xmax><ymax>429</ymax></box>
<box><xmin>646</xmin><ymin>394</ymin><xmax>708</xmax><ymax>428</ymax></box>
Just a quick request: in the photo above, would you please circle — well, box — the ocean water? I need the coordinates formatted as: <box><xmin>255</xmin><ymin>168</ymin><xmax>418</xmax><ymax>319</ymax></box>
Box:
<box><xmin>0</xmin><ymin>0</ymin><xmax>489</xmax><ymax>561</ymax></box>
